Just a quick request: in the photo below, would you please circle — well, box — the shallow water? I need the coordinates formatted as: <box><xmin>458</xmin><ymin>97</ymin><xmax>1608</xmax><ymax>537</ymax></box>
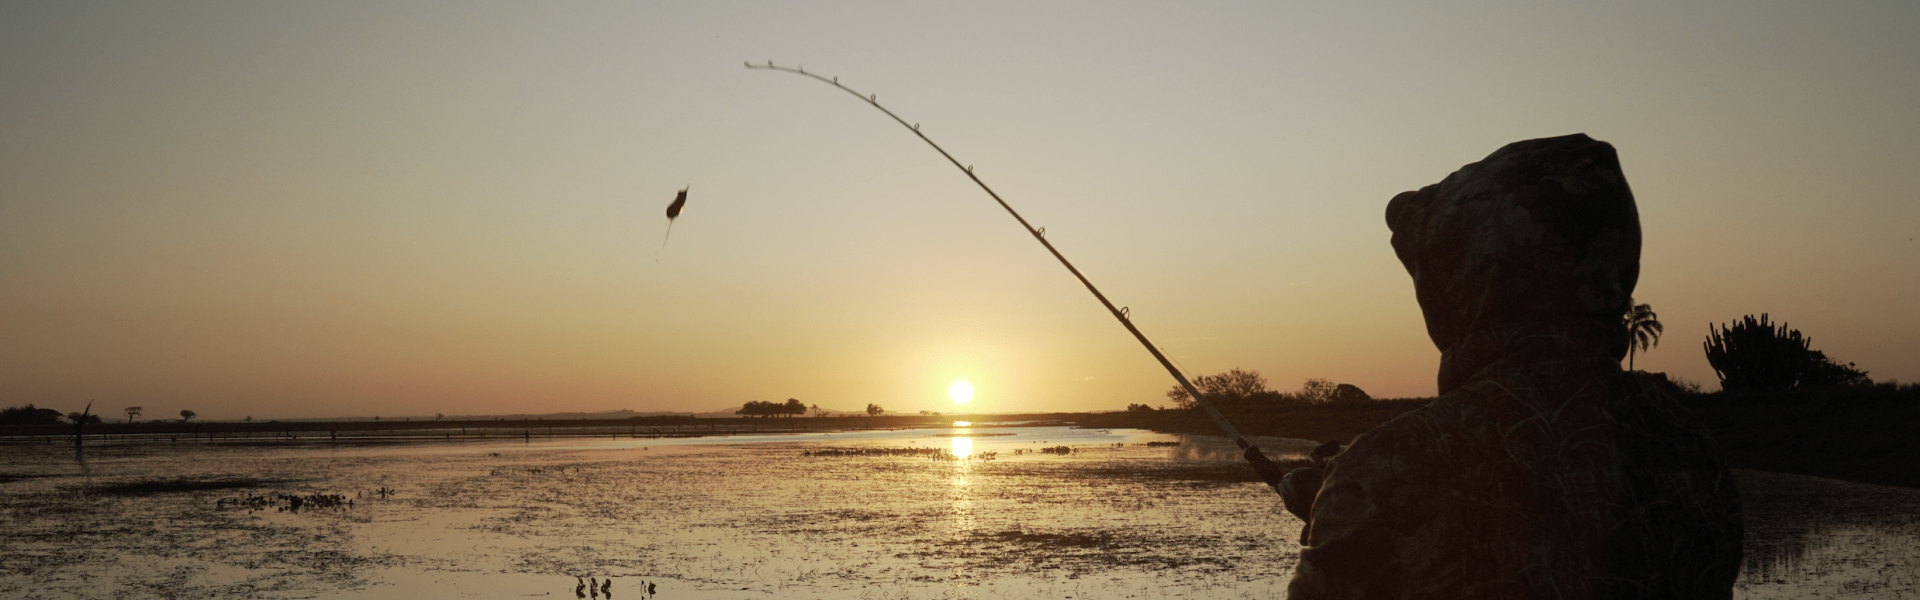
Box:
<box><xmin>1733</xmin><ymin>470</ymin><xmax>1920</xmax><ymax>599</ymax></box>
<box><xmin>1</xmin><ymin>426</ymin><xmax>1913</xmax><ymax>599</ymax></box>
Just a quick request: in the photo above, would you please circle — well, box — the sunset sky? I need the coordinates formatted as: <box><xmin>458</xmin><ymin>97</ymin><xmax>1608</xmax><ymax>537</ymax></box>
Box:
<box><xmin>4</xmin><ymin>1</ymin><xmax>1916</xmax><ymax>420</ymax></box>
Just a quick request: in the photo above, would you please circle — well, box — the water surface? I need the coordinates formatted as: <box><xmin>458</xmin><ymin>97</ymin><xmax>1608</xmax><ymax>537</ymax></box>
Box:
<box><xmin>1</xmin><ymin>426</ymin><xmax>1911</xmax><ymax>599</ymax></box>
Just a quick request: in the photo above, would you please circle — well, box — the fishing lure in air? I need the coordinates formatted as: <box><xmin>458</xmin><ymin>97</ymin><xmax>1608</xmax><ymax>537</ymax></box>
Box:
<box><xmin>745</xmin><ymin>61</ymin><xmax>1290</xmax><ymax>498</ymax></box>
<box><xmin>659</xmin><ymin>187</ymin><xmax>688</xmax><ymax>258</ymax></box>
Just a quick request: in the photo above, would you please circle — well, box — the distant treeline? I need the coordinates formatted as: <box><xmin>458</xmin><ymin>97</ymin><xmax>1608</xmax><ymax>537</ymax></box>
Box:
<box><xmin>736</xmin><ymin>398</ymin><xmax>808</xmax><ymax>419</ymax></box>
<box><xmin>0</xmin><ymin>403</ymin><xmax>98</xmax><ymax>425</ymax></box>
<box><xmin>0</xmin><ymin>413</ymin><xmax>1005</xmax><ymax>443</ymax></box>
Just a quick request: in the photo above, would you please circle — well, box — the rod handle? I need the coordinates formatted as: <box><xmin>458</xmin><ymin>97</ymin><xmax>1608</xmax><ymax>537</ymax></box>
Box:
<box><xmin>1243</xmin><ymin>445</ymin><xmax>1288</xmax><ymax>494</ymax></box>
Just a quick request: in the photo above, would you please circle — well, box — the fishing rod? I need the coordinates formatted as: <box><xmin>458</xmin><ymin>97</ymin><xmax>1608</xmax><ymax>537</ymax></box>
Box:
<box><xmin>745</xmin><ymin>61</ymin><xmax>1290</xmax><ymax>497</ymax></box>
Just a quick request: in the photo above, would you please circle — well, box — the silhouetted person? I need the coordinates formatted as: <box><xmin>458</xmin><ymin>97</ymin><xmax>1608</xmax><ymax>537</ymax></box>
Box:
<box><xmin>1282</xmin><ymin>134</ymin><xmax>1742</xmax><ymax>599</ymax></box>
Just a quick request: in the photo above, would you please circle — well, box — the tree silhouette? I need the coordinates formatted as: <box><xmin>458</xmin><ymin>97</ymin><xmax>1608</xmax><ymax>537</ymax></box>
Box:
<box><xmin>1300</xmin><ymin>378</ymin><xmax>1338</xmax><ymax>404</ymax></box>
<box><xmin>866</xmin><ymin>403</ymin><xmax>884</xmax><ymax>417</ymax></box>
<box><xmin>1624</xmin><ymin>301</ymin><xmax>1663</xmax><ymax>370</ymax></box>
<box><xmin>179</xmin><ymin>409</ymin><xmax>197</xmax><ymax>422</ymax></box>
<box><xmin>1164</xmin><ymin>368</ymin><xmax>1269</xmax><ymax>409</ymax></box>
<box><xmin>124</xmin><ymin>406</ymin><xmax>142</xmax><ymax>423</ymax></box>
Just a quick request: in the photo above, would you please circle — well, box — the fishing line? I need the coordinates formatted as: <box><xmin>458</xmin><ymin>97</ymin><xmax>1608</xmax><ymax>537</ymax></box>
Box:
<box><xmin>745</xmin><ymin>61</ymin><xmax>1289</xmax><ymax>498</ymax></box>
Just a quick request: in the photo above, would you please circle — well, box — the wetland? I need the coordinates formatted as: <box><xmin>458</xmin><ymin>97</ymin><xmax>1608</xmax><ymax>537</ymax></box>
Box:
<box><xmin>2</xmin><ymin>425</ymin><xmax>1915</xmax><ymax>599</ymax></box>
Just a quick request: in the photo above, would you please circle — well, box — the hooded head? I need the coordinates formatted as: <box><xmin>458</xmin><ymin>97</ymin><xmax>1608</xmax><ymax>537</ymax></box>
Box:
<box><xmin>1386</xmin><ymin>134</ymin><xmax>1640</xmax><ymax>393</ymax></box>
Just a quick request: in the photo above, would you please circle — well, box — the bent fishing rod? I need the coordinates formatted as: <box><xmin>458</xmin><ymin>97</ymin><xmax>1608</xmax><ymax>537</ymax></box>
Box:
<box><xmin>745</xmin><ymin>61</ymin><xmax>1290</xmax><ymax>497</ymax></box>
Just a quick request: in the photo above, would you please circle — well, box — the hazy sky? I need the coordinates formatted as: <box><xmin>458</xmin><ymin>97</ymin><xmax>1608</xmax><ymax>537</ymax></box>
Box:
<box><xmin>4</xmin><ymin>1</ymin><xmax>1916</xmax><ymax>420</ymax></box>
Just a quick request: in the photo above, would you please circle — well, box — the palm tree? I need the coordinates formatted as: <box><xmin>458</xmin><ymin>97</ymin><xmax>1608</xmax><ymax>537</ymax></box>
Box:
<box><xmin>1624</xmin><ymin>301</ymin><xmax>1663</xmax><ymax>370</ymax></box>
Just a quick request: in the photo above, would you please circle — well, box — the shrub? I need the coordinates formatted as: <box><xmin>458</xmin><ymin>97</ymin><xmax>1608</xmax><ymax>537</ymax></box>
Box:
<box><xmin>1704</xmin><ymin>314</ymin><xmax>1870</xmax><ymax>392</ymax></box>
<box><xmin>1330</xmin><ymin>383</ymin><xmax>1373</xmax><ymax>403</ymax></box>
<box><xmin>1801</xmin><ymin>350</ymin><xmax>1870</xmax><ymax>388</ymax></box>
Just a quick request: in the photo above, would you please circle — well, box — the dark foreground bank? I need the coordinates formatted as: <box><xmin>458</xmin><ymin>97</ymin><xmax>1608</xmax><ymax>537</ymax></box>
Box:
<box><xmin>1082</xmin><ymin>381</ymin><xmax>1920</xmax><ymax>489</ymax></box>
<box><xmin>1684</xmin><ymin>383</ymin><xmax>1920</xmax><ymax>489</ymax></box>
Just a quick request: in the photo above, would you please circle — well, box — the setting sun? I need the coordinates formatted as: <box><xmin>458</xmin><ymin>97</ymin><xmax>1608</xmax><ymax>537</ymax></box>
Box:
<box><xmin>948</xmin><ymin>380</ymin><xmax>974</xmax><ymax>404</ymax></box>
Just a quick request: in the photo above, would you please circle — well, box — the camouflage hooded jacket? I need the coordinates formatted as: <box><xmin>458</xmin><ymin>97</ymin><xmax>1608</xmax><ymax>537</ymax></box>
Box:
<box><xmin>1286</xmin><ymin>134</ymin><xmax>1743</xmax><ymax>599</ymax></box>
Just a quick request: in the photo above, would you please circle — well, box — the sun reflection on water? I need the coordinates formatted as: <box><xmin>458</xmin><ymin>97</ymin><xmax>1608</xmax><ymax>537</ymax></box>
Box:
<box><xmin>948</xmin><ymin>426</ymin><xmax>977</xmax><ymax>563</ymax></box>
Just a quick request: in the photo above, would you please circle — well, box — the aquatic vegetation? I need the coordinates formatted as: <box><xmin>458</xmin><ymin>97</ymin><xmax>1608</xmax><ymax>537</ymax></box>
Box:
<box><xmin>213</xmin><ymin>491</ymin><xmax>353</xmax><ymax>512</ymax></box>
<box><xmin>86</xmin><ymin>477</ymin><xmax>295</xmax><ymax>497</ymax></box>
